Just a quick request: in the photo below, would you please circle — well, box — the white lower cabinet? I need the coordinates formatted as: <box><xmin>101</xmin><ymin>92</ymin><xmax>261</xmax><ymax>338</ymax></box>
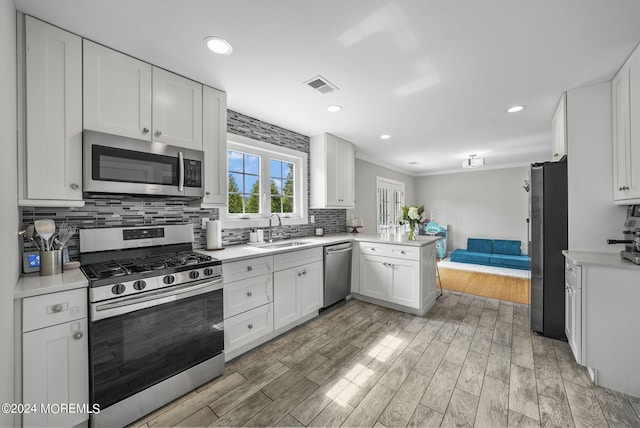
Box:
<box><xmin>20</xmin><ymin>288</ymin><xmax>89</xmax><ymax>428</ymax></box>
<box><xmin>564</xmin><ymin>259</ymin><xmax>583</xmax><ymax>364</ymax></box>
<box><xmin>223</xmin><ymin>256</ymin><xmax>274</xmax><ymax>358</ymax></box>
<box><xmin>360</xmin><ymin>254</ymin><xmax>388</xmax><ymax>300</ymax></box>
<box><xmin>224</xmin><ymin>303</ymin><xmax>273</xmax><ymax>353</ymax></box>
<box><xmin>358</xmin><ymin>242</ymin><xmax>436</xmax><ymax>315</ymax></box>
<box><xmin>388</xmin><ymin>258</ymin><xmax>420</xmax><ymax>307</ymax></box>
<box><xmin>273</xmin><ymin>248</ymin><xmax>323</xmax><ymax>331</ymax></box>
<box><xmin>563</xmin><ymin>252</ymin><xmax>640</xmax><ymax>397</ymax></box>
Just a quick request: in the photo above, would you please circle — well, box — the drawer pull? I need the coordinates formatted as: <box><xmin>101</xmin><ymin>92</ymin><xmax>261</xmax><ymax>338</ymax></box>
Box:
<box><xmin>247</xmin><ymin>266</ymin><xmax>253</xmax><ymax>272</ymax></box>
<box><xmin>371</xmin><ymin>248</ymin><xmax>375</xmax><ymax>251</ymax></box>
<box><xmin>247</xmin><ymin>324</ymin><xmax>253</xmax><ymax>330</ymax></box>
<box><xmin>51</xmin><ymin>304</ymin><xmax>64</xmax><ymax>313</ymax></box>
<box><xmin>246</xmin><ymin>291</ymin><xmax>252</xmax><ymax>297</ymax></box>
<box><xmin>73</xmin><ymin>331</ymin><xmax>83</xmax><ymax>340</ymax></box>
<box><xmin>400</xmin><ymin>250</ymin><xmax>406</xmax><ymax>254</ymax></box>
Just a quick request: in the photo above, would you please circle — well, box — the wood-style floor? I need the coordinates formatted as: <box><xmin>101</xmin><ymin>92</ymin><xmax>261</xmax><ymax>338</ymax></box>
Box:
<box><xmin>438</xmin><ymin>267</ymin><xmax>531</xmax><ymax>305</ymax></box>
<box><xmin>131</xmin><ymin>293</ymin><xmax>640</xmax><ymax>427</ymax></box>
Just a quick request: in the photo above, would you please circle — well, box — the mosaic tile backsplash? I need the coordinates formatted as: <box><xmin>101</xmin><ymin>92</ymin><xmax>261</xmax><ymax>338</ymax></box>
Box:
<box><xmin>19</xmin><ymin>109</ymin><xmax>347</xmax><ymax>260</ymax></box>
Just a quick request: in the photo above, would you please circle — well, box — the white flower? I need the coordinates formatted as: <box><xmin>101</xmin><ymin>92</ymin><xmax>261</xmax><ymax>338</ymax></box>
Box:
<box><xmin>408</xmin><ymin>206</ymin><xmax>420</xmax><ymax>220</ymax></box>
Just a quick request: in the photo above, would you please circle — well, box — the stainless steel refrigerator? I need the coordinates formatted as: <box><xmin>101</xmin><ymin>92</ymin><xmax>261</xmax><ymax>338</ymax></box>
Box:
<box><xmin>530</xmin><ymin>160</ymin><xmax>567</xmax><ymax>340</ymax></box>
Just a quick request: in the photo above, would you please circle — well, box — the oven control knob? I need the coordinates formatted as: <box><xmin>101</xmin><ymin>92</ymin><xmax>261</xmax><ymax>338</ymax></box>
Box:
<box><xmin>133</xmin><ymin>280</ymin><xmax>146</xmax><ymax>290</ymax></box>
<box><xmin>112</xmin><ymin>284</ymin><xmax>126</xmax><ymax>295</ymax></box>
<box><xmin>163</xmin><ymin>275</ymin><xmax>175</xmax><ymax>285</ymax></box>
<box><xmin>203</xmin><ymin>268</ymin><xmax>214</xmax><ymax>276</ymax></box>
<box><xmin>189</xmin><ymin>271</ymin><xmax>199</xmax><ymax>280</ymax></box>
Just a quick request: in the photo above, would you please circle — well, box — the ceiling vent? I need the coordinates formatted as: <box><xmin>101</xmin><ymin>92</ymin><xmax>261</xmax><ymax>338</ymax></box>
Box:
<box><xmin>304</xmin><ymin>75</ymin><xmax>339</xmax><ymax>94</ymax></box>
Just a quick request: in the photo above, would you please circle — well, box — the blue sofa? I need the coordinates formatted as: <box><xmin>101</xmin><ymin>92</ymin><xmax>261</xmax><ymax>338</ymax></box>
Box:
<box><xmin>450</xmin><ymin>238</ymin><xmax>530</xmax><ymax>270</ymax></box>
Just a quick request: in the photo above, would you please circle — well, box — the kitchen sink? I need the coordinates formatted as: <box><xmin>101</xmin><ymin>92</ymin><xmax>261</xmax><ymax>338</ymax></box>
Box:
<box><xmin>254</xmin><ymin>240</ymin><xmax>312</xmax><ymax>249</ymax></box>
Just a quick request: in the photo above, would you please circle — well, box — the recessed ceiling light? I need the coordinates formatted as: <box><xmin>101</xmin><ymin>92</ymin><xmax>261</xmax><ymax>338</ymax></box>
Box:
<box><xmin>380</xmin><ymin>134</ymin><xmax>391</xmax><ymax>140</ymax></box>
<box><xmin>204</xmin><ymin>36</ymin><xmax>233</xmax><ymax>55</ymax></box>
<box><xmin>327</xmin><ymin>105</ymin><xmax>342</xmax><ymax>113</ymax></box>
<box><xmin>507</xmin><ymin>105</ymin><xmax>525</xmax><ymax>113</ymax></box>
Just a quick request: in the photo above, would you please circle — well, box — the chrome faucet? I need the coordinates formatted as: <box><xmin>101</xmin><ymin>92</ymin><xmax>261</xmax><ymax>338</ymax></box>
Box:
<box><xmin>268</xmin><ymin>214</ymin><xmax>281</xmax><ymax>242</ymax></box>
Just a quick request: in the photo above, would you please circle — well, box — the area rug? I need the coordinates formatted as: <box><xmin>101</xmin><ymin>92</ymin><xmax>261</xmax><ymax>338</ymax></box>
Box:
<box><xmin>438</xmin><ymin>258</ymin><xmax>531</xmax><ymax>279</ymax></box>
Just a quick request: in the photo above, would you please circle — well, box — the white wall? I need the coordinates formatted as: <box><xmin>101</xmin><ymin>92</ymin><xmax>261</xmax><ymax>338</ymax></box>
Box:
<box><xmin>416</xmin><ymin>167</ymin><xmax>530</xmax><ymax>254</ymax></box>
<box><xmin>567</xmin><ymin>82</ymin><xmax>627</xmax><ymax>252</ymax></box>
<box><xmin>349</xmin><ymin>157</ymin><xmax>416</xmax><ymax>234</ymax></box>
<box><xmin>1</xmin><ymin>0</ymin><xmax>18</xmax><ymax>425</ymax></box>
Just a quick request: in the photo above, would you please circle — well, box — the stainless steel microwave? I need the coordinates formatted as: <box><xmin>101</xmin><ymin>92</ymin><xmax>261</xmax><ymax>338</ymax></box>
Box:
<box><xmin>83</xmin><ymin>130</ymin><xmax>204</xmax><ymax>197</ymax></box>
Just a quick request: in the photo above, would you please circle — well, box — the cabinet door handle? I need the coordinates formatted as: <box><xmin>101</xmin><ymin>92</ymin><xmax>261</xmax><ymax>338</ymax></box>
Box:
<box><xmin>303</xmin><ymin>269</ymin><xmax>307</xmax><ymax>275</ymax></box>
<box><xmin>73</xmin><ymin>331</ymin><xmax>83</xmax><ymax>340</ymax></box>
<box><xmin>247</xmin><ymin>266</ymin><xmax>253</xmax><ymax>272</ymax></box>
<box><xmin>567</xmin><ymin>267</ymin><xmax>573</xmax><ymax>272</ymax></box>
<box><xmin>247</xmin><ymin>324</ymin><xmax>253</xmax><ymax>330</ymax></box>
<box><xmin>155</xmin><ymin>130</ymin><xmax>162</xmax><ymax>137</ymax></box>
<box><xmin>297</xmin><ymin>271</ymin><xmax>303</xmax><ymax>277</ymax></box>
<box><xmin>51</xmin><ymin>304</ymin><xmax>64</xmax><ymax>313</ymax></box>
<box><xmin>205</xmin><ymin>191</ymin><xmax>211</xmax><ymax>196</ymax></box>
<box><xmin>246</xmin><ymin>291</ymin><xmax>252</xmax><ymax>297</ymax></box>
<box><xmin>142</xmin><ymin>127</ymin><xmax>149</xmax><ymax>135</ymax></box>
<box><xmin>70</xmin><ymin>183</ymin><xmax>79</xmax><ymax>190</ymax></box>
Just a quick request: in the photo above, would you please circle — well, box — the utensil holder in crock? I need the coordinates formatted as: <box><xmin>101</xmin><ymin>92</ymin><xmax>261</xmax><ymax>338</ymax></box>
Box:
<box><xmin>40</xmin><ymin>250</ymin><xmax>63</xmax><ymax>276</ymax></box>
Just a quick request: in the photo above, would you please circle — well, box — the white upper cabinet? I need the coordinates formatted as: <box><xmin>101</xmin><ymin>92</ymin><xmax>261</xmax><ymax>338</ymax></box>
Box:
<box><xmin>202</xmin><ymin>85</ymin><xmax>228</xmax><ymax>207</ymax></box>
<box><xmin>551</xmin><ymin>93</ymin><xmax>567</xmax><ymax>161</ymax></box>
<box><xmin>310</xmin><ymin>133</ymin><xmax>355</xmax><ymax>208</ymax></box>
<box><xmin>152</xmin><ymin>67</ymin><xmax>203</xmax><ymax>150</ymax></box>
<box><xmin>83</xmin><ymin>40</ymin><xmax>152</xmax><ymax>140</ymax></box>
<box><xmin>19</xmin><ymin>15</ymin><xmax>83</xmax><ymax>206</ymax></box>
<box><xmin>83</xmin><ymin>41</ymin><xmax>203</xmax><ymax>150</ymax></box>
<box><xmin>612</xmin><ymin>45</ymin><xmax>640</xmax><ymax>203</ymax></box>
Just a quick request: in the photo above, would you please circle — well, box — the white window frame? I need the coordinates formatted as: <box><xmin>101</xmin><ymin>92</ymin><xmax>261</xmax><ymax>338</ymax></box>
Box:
<box><xmin>222</xmin><ymin>133</ymin><xmax>308</xmax><ymax>229</ymax></box>
<box><xmin>376</xmin><ymin>176</ymin><xmax>405</xmax><ymax>233</ymax></box>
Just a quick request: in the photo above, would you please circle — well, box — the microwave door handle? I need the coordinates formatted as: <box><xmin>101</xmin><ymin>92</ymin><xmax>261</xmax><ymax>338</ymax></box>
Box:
<box><xmin>178</xmin><ymin>152</ymin><xmax>185</xmax><ymax>192</ymax></box>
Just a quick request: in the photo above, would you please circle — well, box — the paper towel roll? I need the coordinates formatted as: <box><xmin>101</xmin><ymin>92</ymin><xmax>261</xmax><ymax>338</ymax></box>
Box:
<box><xmin>206</xmin><ymin>220</ymin><xmax>223</xmax><ymax>250</ymax></box>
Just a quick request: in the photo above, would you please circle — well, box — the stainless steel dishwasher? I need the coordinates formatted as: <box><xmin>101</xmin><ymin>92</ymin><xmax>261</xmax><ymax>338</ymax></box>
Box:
<box><xmin>323</xmin><ymin>242</ymin><xmax>353</xmax><ymax>308</ymax></box>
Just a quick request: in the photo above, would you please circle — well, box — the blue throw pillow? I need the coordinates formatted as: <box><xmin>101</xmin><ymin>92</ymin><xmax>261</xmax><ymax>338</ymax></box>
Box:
<box><xmin>467</xmin><ymin>238</ymin><xmax>493</xmax><ymax>253</ymax></box>
<box><xmin>493</xmin><ymin>240</ymin><xmax>521</xmax><ymax>255</ymax></box>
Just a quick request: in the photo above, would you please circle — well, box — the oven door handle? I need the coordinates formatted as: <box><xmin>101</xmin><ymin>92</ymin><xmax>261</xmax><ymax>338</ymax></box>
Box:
<box><xmin>178</xmin><ymin>152</ymin><xmax>185</xmax><ymax>192</ymax></box>
<box><xmin>92</xmin><ymin>277</ymin><xmax>223</xmax><ymax>321</ymax></box>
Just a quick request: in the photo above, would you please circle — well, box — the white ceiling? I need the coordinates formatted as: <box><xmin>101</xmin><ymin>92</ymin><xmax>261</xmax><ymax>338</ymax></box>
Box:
<box><xmin>15</xmin><ymin>0</ymin><xmax>640</xmax><ymax>175</ymax></box>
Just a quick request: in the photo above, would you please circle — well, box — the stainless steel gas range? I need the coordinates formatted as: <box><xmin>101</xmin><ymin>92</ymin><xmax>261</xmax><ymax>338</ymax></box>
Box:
<box><xmin>79</xmin><ymin>224</ymin><xmax>224</xmax><ymax>428</ymax></box>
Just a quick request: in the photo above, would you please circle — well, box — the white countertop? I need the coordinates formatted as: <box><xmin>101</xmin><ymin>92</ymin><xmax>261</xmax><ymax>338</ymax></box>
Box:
<box><xmin>562</xmin><ymin>250</ymin><xmax>640</xmax><ymax>270</ymax></box>
<box><xmin>200</xmin><ymin>233</ymin><xmax>440</xmax><ymax>262</ymax></box>
<box><xmin>15</xmin><ymin>268</ymin><xmax>89</xmax><ymax>299</ymax></box>
<box><xmin>14</xmin><ymin>233</ymin><xmax>441</xmax><ymax>297</ymax></box>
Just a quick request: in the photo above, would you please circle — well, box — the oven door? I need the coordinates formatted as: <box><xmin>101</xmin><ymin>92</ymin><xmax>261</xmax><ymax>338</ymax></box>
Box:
<box><xmin>89</xmin><ymin>278</ymin><xmax>223</xmax><ymax>410</ymax></box>
<box><xmin>83</xmin><ymin>130</ymin><xmax>203</xmax><ymax>197</ymax></box>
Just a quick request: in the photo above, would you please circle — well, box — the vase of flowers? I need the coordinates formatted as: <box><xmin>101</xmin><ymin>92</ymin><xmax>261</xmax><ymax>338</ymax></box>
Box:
<box><xmin>399</xmin><ymin>204</ymin><xmax>424</xmax><ymax>241</ymax></box>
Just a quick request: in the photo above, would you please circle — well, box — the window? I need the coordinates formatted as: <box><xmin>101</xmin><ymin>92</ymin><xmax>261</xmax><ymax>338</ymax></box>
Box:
<box><xmin>270</xmin><ymin>159</ymin><xmax>295</xmax><ymax>214</ymax></box>
<box><xmin>223</xmin><ymin>134</ymin><xmax>307</xmax><ymax>228</ymax></box>
<box><xmin>376</xmin><ymin>177</ymin><xmax>405</xmax><ymax>233</ymax></box>
<box><xmin>228</xmin><ymin>150</ymin><xmax>260</xmax><ymax>214</ymax></box>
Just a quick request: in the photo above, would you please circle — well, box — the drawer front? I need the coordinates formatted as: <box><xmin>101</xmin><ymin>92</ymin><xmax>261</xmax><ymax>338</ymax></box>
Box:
<box><xmin>359</xmin><ymin>242</ymin><xmax>388</xmax><ymax>256</ymax></box>
<box><xmin>274</xmin><ymin>247</ymin><xmax>322</xmax><ymax>271</ymax></box>
<box><xmin>223</xmin><ymin>255</ymin><xmax>273</xmax><ymax>283</ymax></box>
<box><xmin>388</xmin><ymin>244</ymin><xmax>421</xmax><ymax>261</ymax></box>
<box><xmin>23</xmin><ymin>288</ymin><xmax>87</xmax><ymax>332</ymax></box>
<box><xmin>224</xmin><ymin>303</ymin><xmax>273</xmax><ymax>352</ymax></box>
<box><xmin>224</xmin><ymin>274</ymin><xmax>273</xmax><ymax>318</ymax></box>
